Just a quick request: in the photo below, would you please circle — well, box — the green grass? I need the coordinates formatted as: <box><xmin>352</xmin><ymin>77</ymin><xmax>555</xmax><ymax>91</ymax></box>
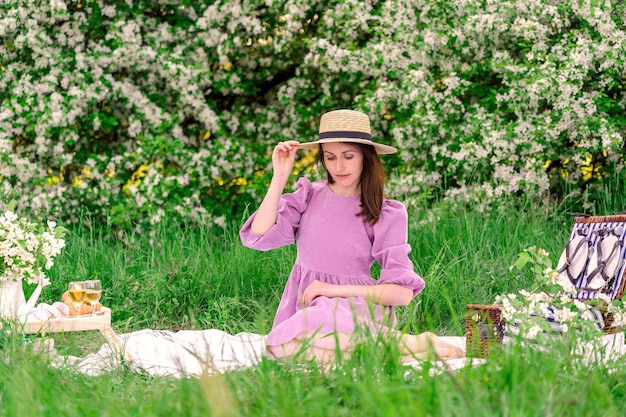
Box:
<box><xmin>2</xmin><ymin>189</ymin><xmax>626</xmax><ymax>416</ymax></box>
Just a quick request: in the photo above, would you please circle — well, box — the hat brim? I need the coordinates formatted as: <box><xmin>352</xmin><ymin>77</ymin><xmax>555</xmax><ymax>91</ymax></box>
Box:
<box><xmin>298</xmin><ymin>138</ymin><xmax>397</xmax><ymax>154</ymax></box>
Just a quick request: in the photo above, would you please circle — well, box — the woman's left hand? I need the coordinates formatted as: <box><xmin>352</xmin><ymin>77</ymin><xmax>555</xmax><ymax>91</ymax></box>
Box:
<box><xmin>301</xmin><ymin>280</ymin><xmax>337</xmax><ymax>306</ymax></box>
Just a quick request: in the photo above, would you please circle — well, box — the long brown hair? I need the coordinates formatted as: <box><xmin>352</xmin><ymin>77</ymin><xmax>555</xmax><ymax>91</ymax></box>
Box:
<box><xmin>318</xmin><ymin>143</ymin><xmax>385</xmax><ymax>224</ymax></box>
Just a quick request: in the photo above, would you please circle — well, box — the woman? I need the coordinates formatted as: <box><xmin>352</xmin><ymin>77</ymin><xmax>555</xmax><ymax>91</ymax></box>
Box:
<box><xmin>240</xmin><ymin>109</ymin><xmax>463</xmax><ymax>363</ymax></box>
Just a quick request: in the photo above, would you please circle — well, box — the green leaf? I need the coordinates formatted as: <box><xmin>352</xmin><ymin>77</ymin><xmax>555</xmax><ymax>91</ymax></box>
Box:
<box><xmin>533</xmin><ymin>264</ymin><xmax>544</xmax><ymax>276</ymax></box>
<box><xmin>54</xmin><ymin>226</ymin><xmax>68</xmax><ymax>239</ymax></box>
<box><xmin>511</xmin><ymin>252</ymin><xmax>531</xmax><ymax>270</ymax></box>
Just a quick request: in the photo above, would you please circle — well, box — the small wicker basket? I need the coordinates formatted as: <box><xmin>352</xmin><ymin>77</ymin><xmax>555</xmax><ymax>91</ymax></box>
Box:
<box><xmin>465</xmin><ymin>304</ymin><xmax>505</xmax><ymax>358</ymax></box>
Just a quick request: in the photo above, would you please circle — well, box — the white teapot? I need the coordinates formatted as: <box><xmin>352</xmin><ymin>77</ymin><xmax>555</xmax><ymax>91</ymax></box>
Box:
<box><xmin>0</xmin><ymin>277</ymin><xmax>50</xmax><ymax>321</ymax></box>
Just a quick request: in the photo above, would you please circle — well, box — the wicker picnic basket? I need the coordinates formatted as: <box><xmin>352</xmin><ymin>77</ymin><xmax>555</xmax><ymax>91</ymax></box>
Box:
<box><xmin>465</xmin><ymin>304</ymin><xmax>505</xmax><ymax>357</ymax></box>
<box><xmin>466</xmin><ymin>214</ymin><xmax>626</xmax><ymax>357</ymax></box>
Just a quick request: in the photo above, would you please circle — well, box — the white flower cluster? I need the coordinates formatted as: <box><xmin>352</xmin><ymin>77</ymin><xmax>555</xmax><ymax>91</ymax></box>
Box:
<box><xmin>498</xmin><ymin>246</ymin><xmax>626</xmax><ymax>343</ymax></box>
<box><xmin>0</xmin><ymin>204</ymin><xmax>66</xmax><ymax>284</ymax></box>
<box><xmin>1</xmin><ymin>0</ymin><xmax>625</xmax><ymax>228</ymax></box>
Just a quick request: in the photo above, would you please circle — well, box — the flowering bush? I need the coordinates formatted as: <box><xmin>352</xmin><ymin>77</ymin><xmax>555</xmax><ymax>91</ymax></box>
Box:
<box><xmin>496</xmin><ymin>246</ymin><xmax>626</xmax><ymax>344</ymax></box>
<box><xmin>0</xmin><ymin>202</ymin><xmax>67</xmax><ymax>285</ymax></box>
<box><xmin>1</xmin><ymin>0</ymin><xmax>625</xmax><ymax>229</ymax></box>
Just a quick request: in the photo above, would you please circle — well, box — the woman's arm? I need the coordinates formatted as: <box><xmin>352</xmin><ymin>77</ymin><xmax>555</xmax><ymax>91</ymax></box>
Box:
<box><xmin>301</xmin><ymin>280</ymin><xmax>413</xmax><ymax>307</ymax></box>
<box><xmin>371</xmin><ymin>201</ymin><xmax>425</xmax><ymax>297</ymax></box>
<box><xmin>250</xmin><ymin>140</ymin><xmax>299</xmax><ymax>235</ymax></box>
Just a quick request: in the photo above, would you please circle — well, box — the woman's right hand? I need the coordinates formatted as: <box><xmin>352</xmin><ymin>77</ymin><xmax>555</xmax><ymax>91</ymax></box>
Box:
<box><xmin>272</xmin><ymin>140</ymin><xmax>299</xmax><ymax>179</ymax></box>
<box><xmin>249</xmin><ymin>140</ymin><xmax>300</xmax><ymax>235</ymax></box>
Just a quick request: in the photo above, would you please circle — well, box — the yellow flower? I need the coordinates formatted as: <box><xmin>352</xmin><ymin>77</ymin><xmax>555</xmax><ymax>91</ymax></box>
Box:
<box><xmin>199</xmin><ymin>131</ymin><xmax>211</xmax><ymax>141</ymax></box>
<box><xmin>121</xmin><ymin>164</ymin><xmax>150</xmax><ymax>194</ymax></box>
<box><xmin>133</xmin><ymin>164</ymin><xmax>150</xmax><ymax>180</ymax></box>
<box><xmin>543</xmin><ymin>159</ymin><xmax>552</xmax><ymax>170</ymax></box>
<box><xmin>580</xmin><ymin>154</ymin><xmax>601</xmax><ymax>182</ymax></box>
<box><xmin>293</xmin><ymin>152</ymin><xmax>317</xmax><ymax>175</ymax></box>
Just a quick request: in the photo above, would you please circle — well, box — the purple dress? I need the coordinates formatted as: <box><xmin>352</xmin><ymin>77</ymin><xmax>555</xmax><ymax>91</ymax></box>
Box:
<box><xmin>240</xmin><ymin>178</ymin><xmax>425</xmax><ymax>347</ymax></box>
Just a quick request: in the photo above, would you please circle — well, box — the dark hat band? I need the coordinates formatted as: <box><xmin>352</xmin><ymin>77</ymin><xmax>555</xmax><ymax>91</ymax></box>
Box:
<box><xmin>319</xmin><ymin>131</ymin><xmax>372</xmax><ymax>141</ymax></box>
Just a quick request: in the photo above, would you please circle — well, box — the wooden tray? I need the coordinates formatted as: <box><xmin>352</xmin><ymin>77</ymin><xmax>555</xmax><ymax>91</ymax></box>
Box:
<box><xmin>23</xmin><ymin>307</ymin><xmax>112</xmax><ymax>334</ymax></box>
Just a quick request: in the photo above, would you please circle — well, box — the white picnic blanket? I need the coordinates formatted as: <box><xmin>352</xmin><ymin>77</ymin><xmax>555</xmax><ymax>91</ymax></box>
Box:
<box><xmin>41</xmin><ymin>329</ymin><xmax>626</xmax><ymax>377</ymax></box>
<box><xmin>42</xmin><ymin>330</ymin><xmax>473</xmax><ymax>377</ymax></box>
<box><xmin>54</xmin><ymin>329</ymin><xmax>267</xmax><ymax>377</ymax></box>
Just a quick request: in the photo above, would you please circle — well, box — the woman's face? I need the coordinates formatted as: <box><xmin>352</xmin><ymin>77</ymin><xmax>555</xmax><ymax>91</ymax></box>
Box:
<box><xmin>321</xmin><ymin>142</ymin><xmax>364</xmax><ymax>196</ymax></box>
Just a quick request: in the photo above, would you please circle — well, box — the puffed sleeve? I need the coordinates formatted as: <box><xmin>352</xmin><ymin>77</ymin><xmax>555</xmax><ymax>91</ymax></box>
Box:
<box><xmin>239</xmin><ymin>177</ymin><xmax>312</xmax><ymax>251</ymax></box>
<box><xmin>372</xmin><ymin>200</ymin><xmax>425</xmax><ymax>297</ymax></box>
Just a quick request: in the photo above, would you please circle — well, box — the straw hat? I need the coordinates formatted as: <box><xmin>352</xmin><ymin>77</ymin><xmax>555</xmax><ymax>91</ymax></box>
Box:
<box><xmin>299</xmin><ymin>109</ymin><xmax>397</xmax><ymax>154</ymax></box>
